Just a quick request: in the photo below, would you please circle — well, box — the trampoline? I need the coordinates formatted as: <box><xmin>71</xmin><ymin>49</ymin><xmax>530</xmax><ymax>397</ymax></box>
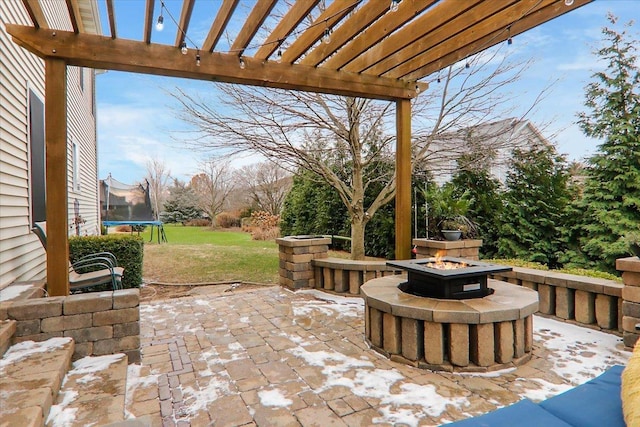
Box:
<box><xmin>100</xmin><ymin>175</ymin><xmax>167</xmax><ymax>243</ymax></box>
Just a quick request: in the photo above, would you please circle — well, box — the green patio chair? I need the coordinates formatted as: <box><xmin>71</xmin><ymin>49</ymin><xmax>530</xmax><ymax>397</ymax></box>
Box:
<box><xmin>32</xmin><ymin>221</ymin><xmax>124</xmax><ymax>292</ymax></box>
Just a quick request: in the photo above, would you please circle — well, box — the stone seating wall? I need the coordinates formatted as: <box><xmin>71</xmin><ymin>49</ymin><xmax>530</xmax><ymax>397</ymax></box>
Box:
<box><xmin>489</xmin><ymin>267</ymin><xmax>623</xmax><ymax>334</ymax></box>
<box><xmin>0</xmin><ymin>283</ymin><xmax>140</xmax><ymax>363</ymax></box>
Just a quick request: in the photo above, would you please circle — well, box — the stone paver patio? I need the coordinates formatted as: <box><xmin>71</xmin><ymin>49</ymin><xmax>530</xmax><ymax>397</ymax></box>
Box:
<box><xmin>124</xmin><ymin>285</ymin><xmax>630</xmax><ymax>427</ymax></box>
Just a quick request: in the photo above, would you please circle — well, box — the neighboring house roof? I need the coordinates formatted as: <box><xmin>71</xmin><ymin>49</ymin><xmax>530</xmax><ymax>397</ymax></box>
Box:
<box><xmin>425</xmin><ymin>118</ymin><xmax>551</xmax><ymax>185</ymax></box>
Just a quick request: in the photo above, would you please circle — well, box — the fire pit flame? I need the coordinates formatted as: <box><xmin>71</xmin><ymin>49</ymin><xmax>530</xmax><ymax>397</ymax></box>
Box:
<box><xmin>425</xmin><ymin>252</ymin><xmax>469</xmax><ymax>270</ymax></box>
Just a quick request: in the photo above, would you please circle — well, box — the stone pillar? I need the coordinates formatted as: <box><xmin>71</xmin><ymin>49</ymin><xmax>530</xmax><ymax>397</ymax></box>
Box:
<box><xmin>617</xmin><ymin>256</ymin><xmax>640</xmax><ymax>348</ymax></box>
<box><xmin>412</xmin><ymin>239</ymin><xmax>483</xmax><ymax>260</ymax></box>
<box><xmin>276</xmin><ymin>236</ymin><xmax>331</xmax><ymax>290</ymax></box>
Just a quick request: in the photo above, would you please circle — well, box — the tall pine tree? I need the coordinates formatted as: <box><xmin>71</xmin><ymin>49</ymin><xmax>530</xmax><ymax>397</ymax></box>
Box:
<box><xmin>498</xmin><ymin>145</ymin><xmax>571</xmax><ymax>268</ymax></box>
<box><xmin>574</xmin><ymin>14</ymin><xmax>640</xmax><ymax>273</ymax></box>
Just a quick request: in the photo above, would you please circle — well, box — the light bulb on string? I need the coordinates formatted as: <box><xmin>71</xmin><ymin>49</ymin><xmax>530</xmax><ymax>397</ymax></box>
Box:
<box><xmin>276</xmin><ymin>49</ymin><xmax>283</xmax><ymax>63</ymax></box>
<box><xmin>322</xmin><ymin>27</ymin><xmax>331</xmax><ymax>44</ymax></box>
<box><xmin>564</xmin><ymin>0</ymin><xmax>574</xmax><ymax>5</ymax></box>
<box><xmin>507</xmin><ymin>26</ymin><xmax>513</xmax><ymax>45</ymax></box>
<box><xmin>239</xmin><ymin>57</ymin><xmax>246</xmax><ymax>69</ymax></box>
<box><xmin>196</xmin><ymin>51</ymin><xmax>201</xmax><ymax>67</ymax></box>
<box><xmin>415</xmin><ymin>84</ymin><xmax>420</xmax><ymax>94</ymax></box>
<box><xmin>180</xmin><ymin>42</ymin><xmax>188</xmax><ymax>55</ymax></box>
<box><xmin>390</xmin><ymin>0</ymin><xmax>400</xmax><ymax>12</ymax></box>
<box><xmin>155</xmin><ymin>14</ymin><xmax>164</xmax><ymax>31</ymax></box>
<box><xmin>465</xmin><ymin>62</ymin><xmax>470</xmax><ymax>69</ymax></box>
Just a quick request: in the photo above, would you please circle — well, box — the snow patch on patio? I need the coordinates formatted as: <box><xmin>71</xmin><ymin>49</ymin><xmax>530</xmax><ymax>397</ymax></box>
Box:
<box><xmin>288</xmin><ymin>344</ymin><xmax>468</xmax><ymax>426</ymax></box>
<box><xmin>293</xmin><ymin>289</ymin><xmax>363</xmax><ymax>318</ymax></box>
<box><xmin>533</xmin><ymin>315</ymin><xmax>628</xmax><ymax>384</ymax></box>
<box><xmin>258</xmin><ymin>388</ymin><xmax>292</xmax><ymax>407</ymax></box>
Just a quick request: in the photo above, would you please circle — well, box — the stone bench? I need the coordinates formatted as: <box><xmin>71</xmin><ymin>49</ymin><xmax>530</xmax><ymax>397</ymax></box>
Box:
<box><xmin>491</xmin><ymin>267</ymin><xmax>624</xmax><ymax>333</ymax></box>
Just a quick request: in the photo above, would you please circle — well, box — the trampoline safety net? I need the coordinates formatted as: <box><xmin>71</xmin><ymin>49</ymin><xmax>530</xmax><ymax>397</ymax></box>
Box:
<box><xmin>100</xmin><ymin>176</ymin><xmax>154</xmax><ymax>221</ymax></box>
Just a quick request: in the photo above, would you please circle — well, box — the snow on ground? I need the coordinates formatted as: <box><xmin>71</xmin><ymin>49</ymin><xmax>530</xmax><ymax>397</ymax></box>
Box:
<box><xmin>293</xmin><ymin>289</ymin><xmax>363</xmax><ymax>318</ymax></box>
<box><xmin>134</xmin><ymin>290</ymin><xmax>629</xmax><ymax>426</ymax></box>
<box><xmin>0</xmin><ymin>284</ymin><xmax>34</xmax><ymax>301</ymax></box>
<box><xmin>533</xmin><ymin>315</ymin><xmax>628</xmax><ymax>384</ymax></box>
<box><xmin>48</xmin><ymin>354</ymin><xmax>127</xmax><ymax>427</ymax></box>
<box><xmin>258</xmin><ymin>388</ymin><xmax>293</xmax><ymax>407</ymax></box>
<box><xmin>0</xmin><ymin>337</ymin><xmax>72</xmax><ymax>367</ymax></box>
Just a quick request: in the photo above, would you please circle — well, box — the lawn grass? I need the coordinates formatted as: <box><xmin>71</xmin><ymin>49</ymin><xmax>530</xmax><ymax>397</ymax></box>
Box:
<box><xmin>141</xmin><ymin>224</ymin><xmax>279</xmax><ymax>284</ymax></box>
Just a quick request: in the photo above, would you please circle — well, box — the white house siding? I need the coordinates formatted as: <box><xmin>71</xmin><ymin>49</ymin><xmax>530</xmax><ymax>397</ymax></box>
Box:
<box><xmin>0</xmin><ymin>0</ymin><xmax>101</xmax><ymax>288</ymax></box>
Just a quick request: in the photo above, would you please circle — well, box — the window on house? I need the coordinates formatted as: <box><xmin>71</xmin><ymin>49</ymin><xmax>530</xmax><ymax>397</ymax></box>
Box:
<box><xmin>72</xmin><ymin>139</ymin><xmax>81</xmax><ymax>192</ymax></box>
<box><xmin>28</xmin><ymin>89</ymin><xmax>46</xmax><ymax>224</ymax></box>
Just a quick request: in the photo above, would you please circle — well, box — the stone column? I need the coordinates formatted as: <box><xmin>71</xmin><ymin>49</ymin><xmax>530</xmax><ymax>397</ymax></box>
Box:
<box><xmin>617</xmin><ymin>256</ymin><xmax>640</xmax><ymax>348</ymax></box>
<box><xmin>276</xmin><ymin>236</ymin><xmax>331</xmax><ymax>290</ymax></box>
<box><xmin>412</xmin><ymin>239</ymin><xmax>483</xmax><ymax>260</ymax></box>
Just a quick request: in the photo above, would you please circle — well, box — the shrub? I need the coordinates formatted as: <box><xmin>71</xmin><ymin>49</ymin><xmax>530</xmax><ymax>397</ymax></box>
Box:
<box><xmin>69</xmin><ymin>234</ymin><xmax>144</xmax><ymax>289</ymax></box>
<box><xmin>252</xmin><ymin>227</ymin><xmax>280</xmax><ymax>241</ymax></box>
<box><xmin>216</xmin><ymin>212</ymin><xmax>241</xmax><ymax>228</ymax></box>
<box><xmin>184</xmin><ymin>218</ymin><xmax>211</xmax><ymax>227</ymax></box>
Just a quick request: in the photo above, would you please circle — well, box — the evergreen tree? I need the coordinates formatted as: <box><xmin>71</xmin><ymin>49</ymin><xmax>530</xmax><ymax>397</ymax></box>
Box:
<box><xmin>160</xmin><ymin>179</ymin><xmax>202</xmax><ymax>224</ymax></box>
<box><xmin>574</xmin><ymin>15</ymin><xmax>640</xmax><ymax>272</ymax></box>
<box><xmin>451</xmin><ymin>160</ymin><xmax>504</xmax><ymax>258</ymax></box>
<box><xmin>498</xmin><ymin>145</ymin><xmax>571</xmax><ymax>268</ymax></box>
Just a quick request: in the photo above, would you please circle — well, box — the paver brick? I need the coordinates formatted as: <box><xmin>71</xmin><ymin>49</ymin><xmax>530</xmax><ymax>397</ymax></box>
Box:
<box><xmin>113</xmin><ymin>289</ymin><xmax>140</xmax><ymax>309</ymax></box>
<box><xmin>93</xmin><ymin>307</ymin><xmax>139</xmax><ymax>326</ymax></box>
<box><xmin>7</xmin><ymin>297</ymin><xmax>64</xmax><ymax>320</ymax></box>
<box><xmin>63</xmin><ymin>292</ymin><xmax>113</xmax><ymax>315</ymax></box>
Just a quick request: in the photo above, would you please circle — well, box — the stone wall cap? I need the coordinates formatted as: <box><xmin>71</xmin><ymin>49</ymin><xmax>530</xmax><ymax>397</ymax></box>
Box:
<box><xmin>312</xmin><ymin>257</ymin><xmax>391</xmax><ymax>270</ymax></box>
<box><xmin>276</xmin><ymin>236</ymin><xmax>332</xmax><ymax>247</ymax></box>
<box><xmin>617</xmin><ymin>257</ymin><xmax>640</xmax><ymax>273</ymax></box>
<box><xmin>361</xmin><ymin>276</ymin><xmax>537</xmax><ymax>324</ymax></box>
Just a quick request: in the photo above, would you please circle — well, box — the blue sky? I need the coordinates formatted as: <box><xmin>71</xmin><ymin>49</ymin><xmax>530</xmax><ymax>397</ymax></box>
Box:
<box><xmin>96</xmin><ymin>0</ymin><xmax>640</xmax><ymax>184</ymax></box>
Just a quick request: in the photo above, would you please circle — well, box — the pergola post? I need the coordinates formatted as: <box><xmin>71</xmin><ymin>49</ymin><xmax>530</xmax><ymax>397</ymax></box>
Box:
<box><xmin>45</xmin><ymin>58</ymin><xmax>70</xmax><ymax>296</ymax></box>
<box><xmin>395</xmin><ymin>98</ymin><xmax>412</xmax><ymax>260</ymax></box>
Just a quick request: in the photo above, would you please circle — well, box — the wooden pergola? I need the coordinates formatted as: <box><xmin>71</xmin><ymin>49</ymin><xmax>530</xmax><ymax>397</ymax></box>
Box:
<box><xmin>7</xmin><ymin>0</ymin><xmax>591</xmax><ymax>296</ymax></box>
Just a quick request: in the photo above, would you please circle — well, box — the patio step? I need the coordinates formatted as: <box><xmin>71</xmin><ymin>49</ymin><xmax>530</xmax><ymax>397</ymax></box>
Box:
<box><xmin>0</xmin><ymin>319</ymin><xmax>16</xmax><ymax>356</ymax></box>
<box><xmin>46</xmin><ymin>352</ymin><xmax>129</xmax><ymax>427</ymax></box>
<box><xmin>0</xmin><ymin>336</ymin><xmax>75</xmax><ymax>427</ymax></box>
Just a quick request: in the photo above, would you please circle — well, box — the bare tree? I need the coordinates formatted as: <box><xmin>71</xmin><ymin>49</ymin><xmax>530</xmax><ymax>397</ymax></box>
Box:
<box><xmin>172</xmin><ymin>45</ymin><xmax>547</xmax><ymax>259</ymax></box>
<box><xmin>235</xmin><ymin>162</ymin><xmax>291</xmax><ymax>215</ymax></box>
<box><xmin>145</xmin><ymin>157</ymin><xmax>171</xmax><ymax>220</ymax></box>
<box><xmin>191</xmin><ymin>160</ymin><xmax>235</xmax><ymax>225</ymax></box>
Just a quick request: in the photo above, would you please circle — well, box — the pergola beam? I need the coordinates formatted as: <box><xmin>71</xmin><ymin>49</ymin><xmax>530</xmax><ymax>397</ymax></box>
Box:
<box><xmin>299</xmin><ymin>0</ymin><xmax>389</xmax><ymax>68</ymax></box>
<box><xmin>174</xmin><ymin>0</ymin><xmax>195</xmax><ymax>48</ymax></box>
<box><xmin>21</xmin><ymin>0</ymin><xmax>48</xmax><ymax>29</ymax></box>
<box><xmin>202</xmin><ymin>0</ymin><xmax>239</xmax><ymax>53</ymax></box>
<box><xmin>7</xmin><ymin>25</ymin><xmax>423</xmax><ymax>101</ymax></box>
<box><xmin>401</xmin><ymin>0</ymin><xmax>592</xmax><ymax>80</ymax></box>
<box><xmin>230</xmin><ymin>0</ymin><xmax>278</xmax><ymax>56</ymax></box>
<box><xmin>106</xmin><ymin>0</ymin><xmax>117</xmax><ymax>39</ymax></box>
<box><xmin>143</xmin><ymin>0</ymin><xmax>154</xmax><ymax>43</ymax></box>
<box><xmin>281</xmin><ymin>0</ymin><xmax>360</xmax><ymax>64</ymax></box>
<box><xmin>254</xmin><ymin>0</ymin><xmax>319</xmax><ymax>61</ymax></box>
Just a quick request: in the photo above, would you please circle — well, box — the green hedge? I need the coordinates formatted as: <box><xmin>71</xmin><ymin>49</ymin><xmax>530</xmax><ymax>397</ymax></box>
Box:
<box><xmin>69</xmin><ymin>234</ymin><xmax>144</xmax><ymax>289</ymax></box>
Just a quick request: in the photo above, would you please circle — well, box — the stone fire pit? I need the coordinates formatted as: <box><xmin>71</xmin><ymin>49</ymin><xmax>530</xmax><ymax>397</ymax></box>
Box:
<box><xmin>361</xmin><ymin>274</ymin><xmax>539</xmax><ymax>372</ymax></box>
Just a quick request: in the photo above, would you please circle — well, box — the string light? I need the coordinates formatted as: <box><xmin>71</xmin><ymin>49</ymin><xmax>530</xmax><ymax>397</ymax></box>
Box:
<box><xmin>390</xmin><ymin>0</ymin><xmax>400</xmax><ymax>13</ymax></box>
<box><xmin>322</xmin><ymin>27</ymin><xmax>331</xmax><ymax>44</ymax></box>
<box><xmin>155</xmin><ymin>14</ymin><xmax>164</xmax><ymax>31</ymax></box>
<box><xmin>465</xmin><ymin>62</ymin><xmax>470</xmax><ymax>69</ymax></box>
<box><xmin>180</xmin><ymin>42</ymin><xmax>188</xmax><ymax>54</ymax></box>
<box><xmin>415</xmin><ymin>84</ymin><xmax>420</xmax><ymax>94</ymax></box>
<box><xmin>196</xmin><ymin>51</ymin><xmax>201</xmax><ymax>66</ymax></box>
<box><xmin>437</xmin><ymin>77</ymin><xmax>441</xmax><ymax>83</ymax></box>
<box><xmin>276</xmin><ymin>48</ymin><xmax>283</xmax><ymax>63</ymax></box>
<box><xmin>239</xmin><ymin>57</ymin><xmax>246</xmax><ymax>69</ymax></box>
<box><xmin>564</xmin><ymin>0</ymin><xmax>574</xmax><ymax>5</ymax></box>
<box><xmin>507</xmin><ymin>26</ymin><xmax>513</xmax><ymax>45</ymax></box>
